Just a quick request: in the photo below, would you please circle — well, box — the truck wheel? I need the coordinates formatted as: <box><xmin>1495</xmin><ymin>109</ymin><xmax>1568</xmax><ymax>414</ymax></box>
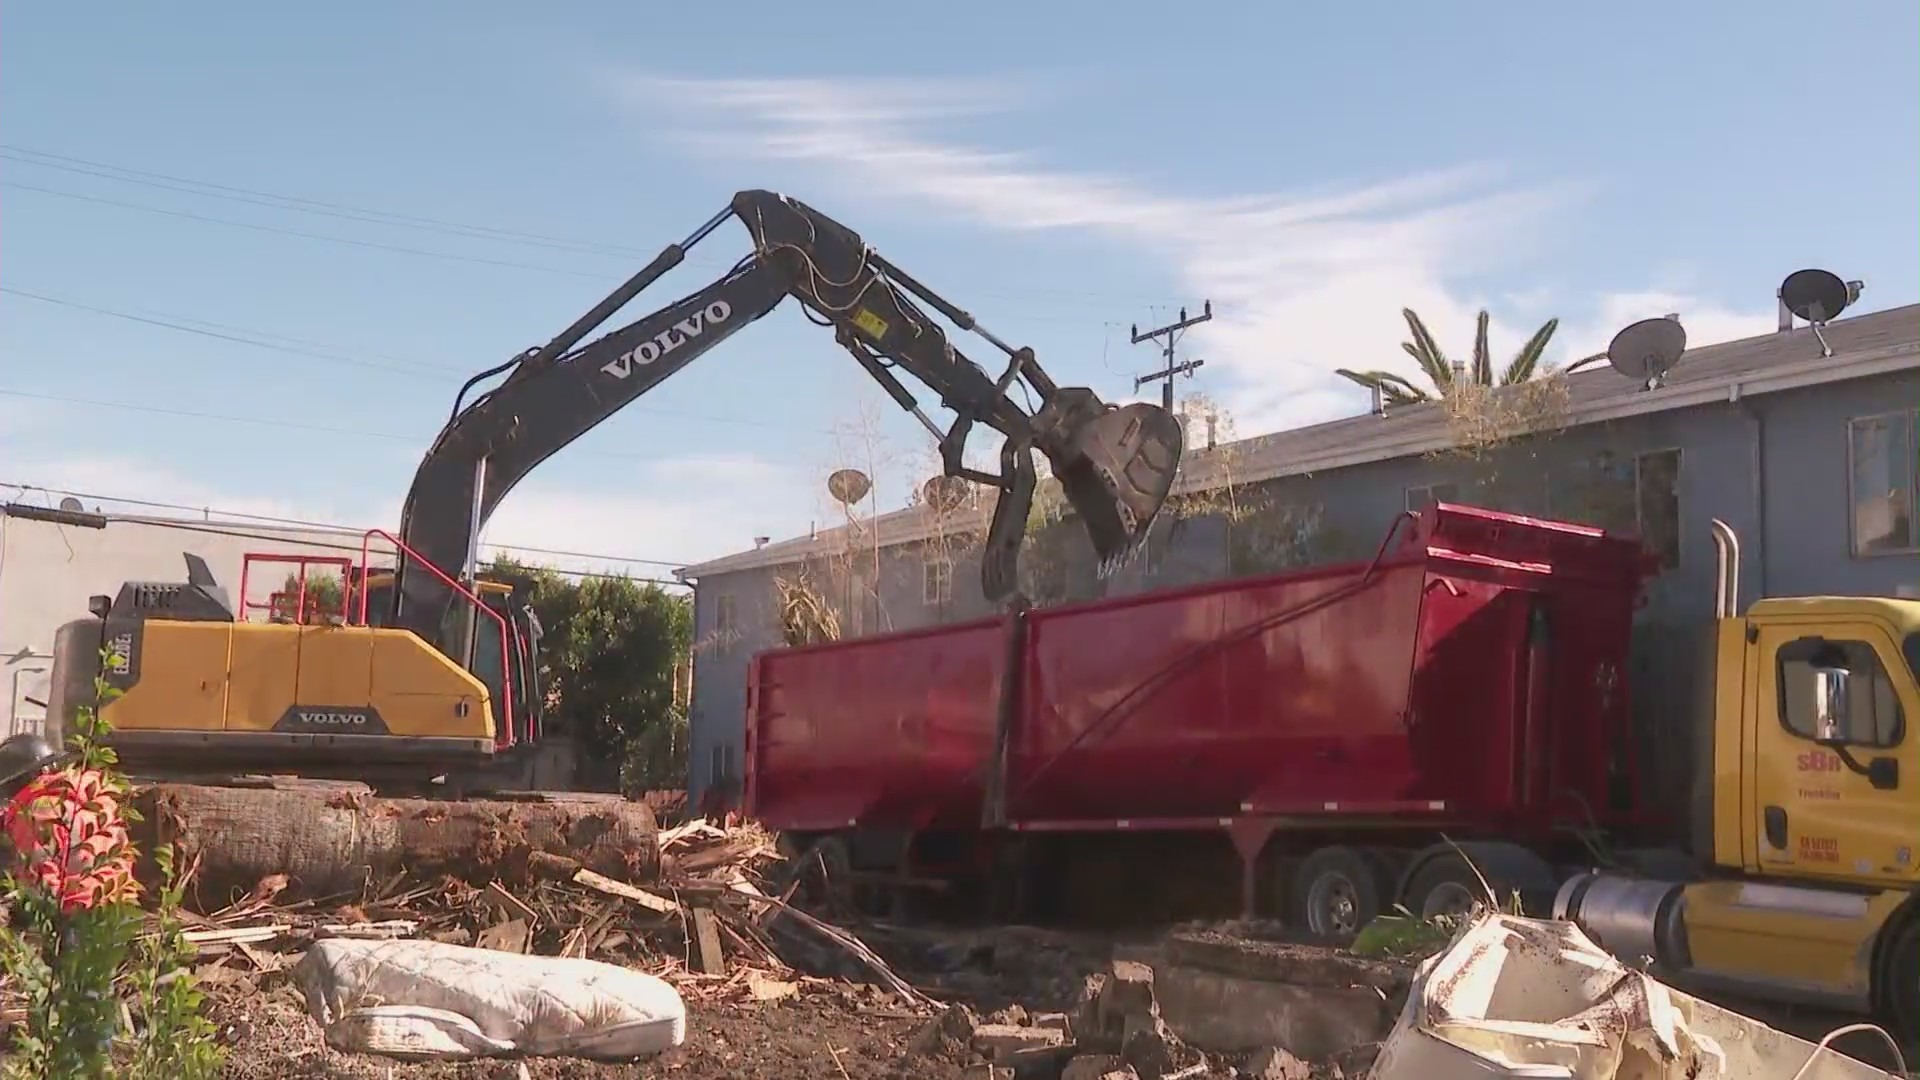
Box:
<box><xmin>985</xmin><ymin>839</ymin><xmax>1034</xmax><ymax>925</ymax></box>
<box><xmin>1403</xmin><ymin>853</ymin><xmax>1492</xmax><ymax>920</ymax></box>
<box><xmin>1289</xmin><ymin>846</ymin><xmax>1383</xmax><ymax>944</ymax></box>
<box><xmin>789</xmin><ymin>835</ymin><xmax>856</xmax><ymax>915</ymax></box>
<box><xmin>1880</xmin><ymin>917</ymin><xmax>1919</xmax><ymax>1043</ymax></box>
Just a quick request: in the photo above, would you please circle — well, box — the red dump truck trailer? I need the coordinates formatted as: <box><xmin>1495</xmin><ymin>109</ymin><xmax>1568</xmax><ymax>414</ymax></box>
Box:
<box><xmin>744</xmin><ymin>503</ymin><xmax>1668</xmax><ymax>936</ymax></box>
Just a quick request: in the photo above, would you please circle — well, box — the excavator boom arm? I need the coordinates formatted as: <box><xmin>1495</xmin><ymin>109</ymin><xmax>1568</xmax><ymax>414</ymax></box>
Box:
<box><xmin>391</xmin><ymin>190</ymin><xmax>1184</xmax><ymax>651</ymax></box>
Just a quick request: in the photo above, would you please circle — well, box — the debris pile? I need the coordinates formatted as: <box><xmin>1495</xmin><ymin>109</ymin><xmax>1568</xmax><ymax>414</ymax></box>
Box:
<box><xmin>53</xmin><ymin>809</ymin><xmax>1897</xmax><ymax>1078</ymax></box>
<box><xmin>167</xmin><ymin>816</ymin><xmax>940</xmax><ymax>1014</ymax></box>
<box><xmin>0</xmin><ymin>815</ymin><xmax>1411</xmax><ymax>1077</ymax></box>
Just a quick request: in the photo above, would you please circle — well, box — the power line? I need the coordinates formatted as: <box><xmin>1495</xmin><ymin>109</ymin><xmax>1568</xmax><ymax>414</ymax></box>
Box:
<box><xmin>0</xmin><ymin>146</ymin><xmax>1199</xmax><ymax>315</ymax></box>
<box><xmin>0</xmin><ymin>387</ymin><xmax>423</xmax><ymax>442</ymax></box>
<box><xmin>482</xmin><ymin>542</ymin><xmax>693</xmax><ymax>569</ymax></box>
<box><xmin>0</xmin><ymin>481</ymin><xmax>693</xmax><ymax>570</ymax></box>
<box><xmin>3</xmin><ymin>181</ymin><xmax>611</xmax><ymax>280</ymax></box>
<box><xmin>0</xmin><ymin>383</ymin><xmax>823</xmax><ymax>448</ymax></box>
<box><xmin>0</xmin><ymin>285</ymin><xmax>437</xmax><ymax>368</ymax></box>
<box><xmin>0</xmin><ymin>287</ymin><xmax>830</xmax><ymax>435</ymax></box>
<box><xmin>1</xmin><ymin>287</ymin><xmax>447</xmax><ymax>378</ymax></box>
<box><xmin>111</xmin><ymin>518</ymin><xmax>689</xmax><ymax>589</ymax></box>
<box><xmin>0</xmin><ymin>146</ymin><xmax>660</xmax><ymax>260</ymax></box>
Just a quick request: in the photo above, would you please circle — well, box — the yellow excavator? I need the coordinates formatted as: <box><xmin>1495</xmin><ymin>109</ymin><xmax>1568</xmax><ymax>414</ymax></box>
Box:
<box><xmin>22</xmin><ymin>189</ymin><xmax>1186</xmax><ymax>791</ymax></box>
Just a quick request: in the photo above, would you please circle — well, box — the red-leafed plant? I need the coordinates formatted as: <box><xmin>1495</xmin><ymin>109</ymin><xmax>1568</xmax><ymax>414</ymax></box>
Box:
<box><xmin>5</xmin><ymin>766</ymin><xmax>141</xmax><ymax>915</ymax></box>
<box><xmin>0</xmin><ymin>648</ymin><xmax>222</xmax><ymax>1079</ymax></box>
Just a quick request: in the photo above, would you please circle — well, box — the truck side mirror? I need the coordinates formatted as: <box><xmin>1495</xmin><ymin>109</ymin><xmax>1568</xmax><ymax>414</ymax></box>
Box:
<box><xmin>88</xmin><ymin>594</ymin><xmax>112</xmax><ymax>620</ymax></box>
<box><xmin>1810</xmin><ymin>665</ymin><xmax>1851</xmax><ymax>745</ymax></box>
<box><xmin>1867</xmin><ymin>756</ymin><xmax>1899</xmax><ymax>791</ymax></box>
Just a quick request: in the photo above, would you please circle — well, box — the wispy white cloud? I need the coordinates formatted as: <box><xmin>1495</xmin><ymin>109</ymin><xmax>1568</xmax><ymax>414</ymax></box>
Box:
<box><xmin>609</xmin><ymin>73</ymin><xmax>1587</xmax><ymax>431</ymax></box>
<box><xmin>609</xmin><ymin>72</ymin><xmax>1776</xmax><ymax>434</ymax></box>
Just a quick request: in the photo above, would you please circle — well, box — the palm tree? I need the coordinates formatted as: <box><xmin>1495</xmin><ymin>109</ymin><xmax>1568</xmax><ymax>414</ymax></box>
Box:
<box><xmin>1337</xmin><ymin>308</ymin><xmax>1560</xmax><ymax>407</ymax></box>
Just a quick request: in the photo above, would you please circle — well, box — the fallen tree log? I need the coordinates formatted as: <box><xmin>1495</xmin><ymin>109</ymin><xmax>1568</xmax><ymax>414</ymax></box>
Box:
<box><xmin>130</xmin><ymin>783</ymin><xmax>659</xmax><ymax>910</ymax></box>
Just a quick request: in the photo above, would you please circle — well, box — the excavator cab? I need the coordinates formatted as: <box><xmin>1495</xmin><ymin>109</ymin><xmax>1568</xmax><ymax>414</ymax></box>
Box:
<box><xmin>469</xmin><ymin>576</ymin><xmax>546</xmax><ymax>749</ymax></box>
<box><xmin>359</xmin><ymin>568</ymin><xmax>544</xmax><ymax>752</ymax></box>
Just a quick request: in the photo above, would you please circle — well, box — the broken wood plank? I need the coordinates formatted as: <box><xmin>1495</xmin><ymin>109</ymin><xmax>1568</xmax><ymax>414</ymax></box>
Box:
<box><xmin>233</xmin><ymin>940</ymin><xmax>284</xmax><ymax>972</ymax></box>
<box><xmin>482</xmin><ymin>881</ymin><xmax>538</xmax><ymax>924</ymax></box>
<box><xmin>315</xmin><ymin>920</ymin><xmax>419</xmax><ymax>940</ymax></box>
<box><xmin>475</xmin><ymin>918</ymin><xmax>531</xmax><ymax>955</ymax></box>
<box><xmin>183</xmin><ymin>923</ymin><xmax>292</xmax><ymax>946</ymax></box>
<box><xmin>735</xmin><ymin>891</ymin><xmax>933</xmax><ymax>1008</ymax></box>
<box><xmin>573</xmin><ymin>867</ymin><xmax>681</xmax><ymax>914</ymax></box>
<box><xmin>691</xmin><ymin>906</ymin><xmax>726</xmax><ymax>976</ymax></box>
<box><xmin>747</xmin><ymin>971</ymin><xmax>799</xmax><ymax>1002</ymax></box>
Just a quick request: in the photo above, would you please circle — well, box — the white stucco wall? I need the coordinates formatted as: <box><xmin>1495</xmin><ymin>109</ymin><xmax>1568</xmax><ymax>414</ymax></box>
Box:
<box><xmin>0</xmin><ymin>510</ymin><xmax>398</xmax><ymax>735</ymax></box>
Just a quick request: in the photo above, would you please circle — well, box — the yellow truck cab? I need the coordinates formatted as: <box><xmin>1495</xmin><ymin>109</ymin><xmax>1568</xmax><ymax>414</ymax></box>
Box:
<box><xmin>1557</xmin><ymin>521</ymin><xmax>1920</xmax><ymax>1035</ymax></box>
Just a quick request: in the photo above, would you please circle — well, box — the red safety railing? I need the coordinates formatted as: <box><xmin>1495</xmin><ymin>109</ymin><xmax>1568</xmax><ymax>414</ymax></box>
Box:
<box><xmin>358</xmin><ymin>529</ymin><xmax>516</xmax><ymax>751</ymax></box>
<box><xmin>238</xmin><ymin>553</ymin><xmax>356</xmax><ymax>625</ymax></box>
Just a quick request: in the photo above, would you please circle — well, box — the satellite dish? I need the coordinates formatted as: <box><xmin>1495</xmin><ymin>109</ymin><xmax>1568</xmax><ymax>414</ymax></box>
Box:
<box><xmin>826</xmin><ymin>468</ymin><xmax>871</xmax><ymax>506</ymax></box>
<box><xmin>1607</xmin><ymin>316</ymin><xmax>1688</xmax><ymax>390</ymax></box>
<box><xmin>1780</xmin><ymin>269</ymin><xmax>1857</xmax><ymax>325</ymax></box>
<box><xmin>57</xmin><ymin>497</ymin><xmax>82</xmax><ymax>512</ymax></box>
<box><xmin>1779</xmin><ymin>269</ymin><xmax>1863</xmax><ymax>358</ymax></box>
<box><xmin>922</xmin><ymin>475</ymin><xmax>971</xmax><ymax>512</ymax></box>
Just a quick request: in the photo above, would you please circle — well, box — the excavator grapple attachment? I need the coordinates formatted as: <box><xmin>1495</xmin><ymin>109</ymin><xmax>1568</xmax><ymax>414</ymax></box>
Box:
<box><xmin>1050</xmin><ymin>400</ymin><xmax>1185</xmax><ymax>574</ymax></box>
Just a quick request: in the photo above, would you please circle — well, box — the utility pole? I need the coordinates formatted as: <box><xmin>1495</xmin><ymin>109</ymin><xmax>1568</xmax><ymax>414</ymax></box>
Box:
<box><xmin>1130</xmin><ymin>301</ymin><xmax>1212</xmax><ymax>412</ymax></box>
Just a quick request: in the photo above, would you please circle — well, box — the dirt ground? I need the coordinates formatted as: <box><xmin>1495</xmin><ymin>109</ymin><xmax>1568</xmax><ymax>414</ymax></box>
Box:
<box><xmin>214</xmin><ymin>985</ymin><xmax>978</xmax><ymax>1080</ymax></box>
<box><xmin>200</xmin><ymin>918</ymin><xmax>1915</xmax><ymax>1079</ymax></box>
<box><xmin>208</xmin><ymin>922</ymin><xmax>1112</xmax><ymax>1080</ymax></box>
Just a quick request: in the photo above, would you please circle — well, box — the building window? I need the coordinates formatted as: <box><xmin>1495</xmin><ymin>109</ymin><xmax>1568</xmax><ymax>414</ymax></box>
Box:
<box><xmin>923</xmin><ymin>560</ymin><xmax>953</xmax><ymax>606</ymax></box>
<box><xmin>1405</xmin><ymin>482</ymin><xmax>1459</xmax><ymax>513</ymax></box>
<box><xmin>1634</xmin><ymin>449</ymin><xmax>1682</xmax><ymax>570</ymax></box>
<box><xmin>1776</xmin><ymin>636</ymin><xmax>1904</xmax><ymax>749</ymax></box>
<box><xmin>1849</xmin><ymin>410</ymin><xmax>1918</xmax><ymax>556</ymax></box>
<box><xmin>707</xmin><ymin>743</ymin><xmax>737</xmax><ymax>785</ymax></box>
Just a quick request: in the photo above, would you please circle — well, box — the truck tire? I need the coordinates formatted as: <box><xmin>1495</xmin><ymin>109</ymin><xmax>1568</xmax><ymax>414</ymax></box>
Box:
<box><xmin>786</xmin><ymin>834</ymin><xmax>856</xmax><ymax>916</ymax></box>
<box><xmin>1879</xmin><ymin>916</ymin><xmax>1919</xmax><ymax>1044</ymax></box>
<box><xmin>1289</xmin><ymin>846</ymin><xmax>1384</xmax><ymax>944</ymax></box>
<box><xmin>985</xmin><ymin>838</ymin><xmax>1033</xmax><ymax>924</ymax></box>
<box><xmin>1403</xmin><ymin>852</ymin><xmax>1490</xmax><ymax>920</ymax></box>
<box><xmin>1398</xmin><ymin>841</ymin><xmax>1557</xmax><ymax>918</ymax></box>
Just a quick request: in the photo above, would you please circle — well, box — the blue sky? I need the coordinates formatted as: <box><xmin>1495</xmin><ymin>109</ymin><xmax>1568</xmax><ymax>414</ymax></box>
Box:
<box><xmin>4</xmin><ymin>2</ymin><xmax>1916</xmax><ymax>577</ymax></box>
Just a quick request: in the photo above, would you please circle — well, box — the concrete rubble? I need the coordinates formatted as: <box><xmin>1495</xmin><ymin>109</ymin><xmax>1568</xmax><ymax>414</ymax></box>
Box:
<box><xmin>905</xmin><ymin>938</ymin><xmax>1387</xmax><ymax>1079</ymax></box>
<box><xmin>1124</xmin><ymin>926</ymin><xmax>1405</xmax><ymax>1061</ymax></box>
<box><xmin>895</xmin><ymin>910</ymin><xmax>1916</xmax><ymax>1080</ymax></box>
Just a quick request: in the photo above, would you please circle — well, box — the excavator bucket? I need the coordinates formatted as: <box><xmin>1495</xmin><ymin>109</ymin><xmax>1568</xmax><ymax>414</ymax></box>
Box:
<box><xmin>1049</xmin><ymin>401</ymin><xmax>1185</xmax><ymax>573</ymax></box>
